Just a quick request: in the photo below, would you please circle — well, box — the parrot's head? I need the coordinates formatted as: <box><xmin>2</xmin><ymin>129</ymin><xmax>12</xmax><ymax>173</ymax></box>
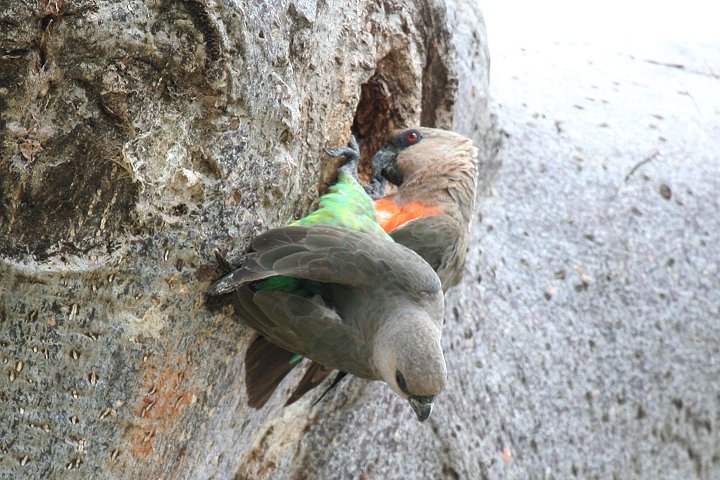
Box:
<box><xmin>371</xmin><ymin>127</ymin><xmax>477</xmax><ymax>188</ymax></box>
<box><xmin>373</xmin><ymin>313</ymin><xmax>447</xmax><ymax>422</ymax></box>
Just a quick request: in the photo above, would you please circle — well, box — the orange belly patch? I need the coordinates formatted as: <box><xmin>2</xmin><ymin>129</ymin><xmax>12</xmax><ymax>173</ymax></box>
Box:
<box><xmin>374</xmin><ymin>198</ymin><xmax>442</xmax><ymax>233</ymax></box>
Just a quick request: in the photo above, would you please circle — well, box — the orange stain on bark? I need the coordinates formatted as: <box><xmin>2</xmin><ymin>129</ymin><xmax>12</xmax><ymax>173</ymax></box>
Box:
<box><xmin>127</xmin><ymin>357</ymin><xmax>197</xmax><ymax>460</ymax></box>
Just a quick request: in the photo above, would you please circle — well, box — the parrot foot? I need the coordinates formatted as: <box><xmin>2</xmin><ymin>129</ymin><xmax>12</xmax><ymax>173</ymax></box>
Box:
<box><xmin>324</xmin><ymin>135</ymin><xmax>360</xmax><ymax>179</ymax></box>
<box><xmin>365</xmin><ymin>177</ymin><xmax>387</xmax><ymax>200</ymax></box>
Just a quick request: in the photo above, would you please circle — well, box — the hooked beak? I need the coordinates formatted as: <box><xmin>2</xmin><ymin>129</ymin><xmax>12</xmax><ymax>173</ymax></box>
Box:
<box><xmin>408</xmin><ymin>395</ymin><xmax>435</xmax><ymax>422</ymax></box>
<box><xmin>371</xmin><ymin>148</ymin><xmax>402</xmax><ymax>186</ymax></box>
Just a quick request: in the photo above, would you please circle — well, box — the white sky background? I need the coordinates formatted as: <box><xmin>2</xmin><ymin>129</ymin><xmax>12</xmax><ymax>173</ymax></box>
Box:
<box><xmin>482</xmin><ymin>0</ymin><xmax>720</xmax><ymax>74</ymax></box>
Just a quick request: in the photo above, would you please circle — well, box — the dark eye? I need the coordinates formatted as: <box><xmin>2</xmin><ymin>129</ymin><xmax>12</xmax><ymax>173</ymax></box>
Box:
<box><xmin>395</xmin><ymin>370</ymin><xmax>409</xmax><ymax>394</ymax></box>
<box><xmin>406</xmin><ymin>131</ymin><xmax>419</xmax><ymax>144</ymax></box>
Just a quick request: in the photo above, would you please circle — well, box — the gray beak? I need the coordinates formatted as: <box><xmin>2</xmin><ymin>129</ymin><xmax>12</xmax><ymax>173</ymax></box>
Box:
<box><xmin>365</xmin><ymin>148</ymin><xmax>394</xmax><ymax>199</ymax></box>
<box><xmin>370</xmin><ymin>148</ymin><xmax>393</xmax><ymax>174</ymax></box>
<box><xmin>408</xmin><ymin>395</ymin><xmax>435</xmax><ymax>422</ymax></box>
<box><xmin>371</xmin><ymin>148</ymin><xmax>402</xmax><ymax>185</ymax></box>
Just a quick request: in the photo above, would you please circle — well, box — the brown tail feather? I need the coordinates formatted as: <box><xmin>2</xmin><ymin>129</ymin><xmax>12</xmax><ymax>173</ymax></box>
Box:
<box><xmin>244</xmin><ymin>336</ymin><xmax>299</xmax><ymax>409</ymax></box>
<box><xmin>285</xmin><ymin>361</ymin><xmax>333</xmax><ymax>406</ymax></box>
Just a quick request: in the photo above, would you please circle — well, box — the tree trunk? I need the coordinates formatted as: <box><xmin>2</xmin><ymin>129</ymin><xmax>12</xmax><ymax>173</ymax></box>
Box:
<box><xmin>0</xmin><ymin>1</ymin><xmax>495</xmax><ymax>478</ymax></box>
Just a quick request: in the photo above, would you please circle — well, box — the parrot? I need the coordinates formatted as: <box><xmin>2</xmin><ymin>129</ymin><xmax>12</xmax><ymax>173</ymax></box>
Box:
<box><xmin>210</xmin><ymin>138</ymin><xmax>447</xmax><ymax>421</ymax></box>
<box><xmin>370</xmin><ymin>127</ymin><xmax>479</xmax><ymax>291</ymax></box>
<box><xmin>221</xmin><ymin>127</ymin><xmax>478</xmax><ymax>409</ymax></box>
<box><xmin>279</xmin><ymin>127</ymin><xmax>479</xmax><ymax>406</ymax></box>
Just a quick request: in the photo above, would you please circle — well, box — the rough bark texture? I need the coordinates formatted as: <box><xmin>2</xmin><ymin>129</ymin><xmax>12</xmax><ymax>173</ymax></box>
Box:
<box><xmin>1</xmin><ymin>1</ymin><xmax>496</xmax><ymax>478</ymax></box>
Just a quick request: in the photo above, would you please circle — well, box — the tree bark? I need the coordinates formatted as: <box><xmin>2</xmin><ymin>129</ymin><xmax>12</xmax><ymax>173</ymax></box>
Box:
<box><xmin>0</xmin><ymin>1</ymin><xmax>495</xmax><ymax>478</ymax></box>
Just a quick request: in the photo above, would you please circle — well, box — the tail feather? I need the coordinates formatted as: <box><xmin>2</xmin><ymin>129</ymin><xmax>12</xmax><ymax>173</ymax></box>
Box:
<box><xmin>285</xmin><ymin>361</ymin><xmax>333</xmax><ymax>406</ymax></box>
<box><xmin>244</xmin><ymin>336</ymin><xmax>299</xmax><ymax>409</ymax></box>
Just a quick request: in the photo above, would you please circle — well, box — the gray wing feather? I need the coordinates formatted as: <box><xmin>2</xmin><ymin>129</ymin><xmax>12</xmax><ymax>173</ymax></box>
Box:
<box><xmin>390</xmin><ymin>214</ymin><xmax>465</xmax><ymax>291</ymax></box>
<box><xmin>211</xmin><ymin>225</ymin><xmax>440</xmax><ymax>295</ymax></box>
<box><xmin>247</xmin><ymin>290</ymin><xmax>375</xmax><ymax>378</ymax></box>
<box><xmin>260</xmin><ymin>226</ymin><xmax>440</xmax><ymax>293</ymax></box>
<box><xmin>208</xmin><ymin>257</ymin><xmax>271</xmax><ymax>295</ymax></box>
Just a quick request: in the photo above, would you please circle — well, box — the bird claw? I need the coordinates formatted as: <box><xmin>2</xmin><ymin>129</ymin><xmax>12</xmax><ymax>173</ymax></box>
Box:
<box><xmin>325</xmin><ymin>135</ymin><xmax>360</xmax><ymax>159</ymax></box>
<box><xmin>364</xmin><ymin>177</ymin><xmax>387</xmax><ymax>200</ymax></box>
<box><xmin>325</xmin><ymin>135</ymin><xmax>361</xmax><ymax>179</ymax></box>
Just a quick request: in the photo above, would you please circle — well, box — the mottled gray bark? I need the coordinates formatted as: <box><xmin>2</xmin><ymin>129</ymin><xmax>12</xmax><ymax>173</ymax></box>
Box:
<box><xmin>0</xmin><ymin>1</ymin><xmax>495</xmax><ymax>478</ymax></box>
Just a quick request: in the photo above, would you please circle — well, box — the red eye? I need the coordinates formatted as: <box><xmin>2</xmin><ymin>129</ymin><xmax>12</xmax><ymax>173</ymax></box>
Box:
<box><xmin>406</xmin><ymin>131</ymin><xmax>419</xmax><ymax>143</ymax></box>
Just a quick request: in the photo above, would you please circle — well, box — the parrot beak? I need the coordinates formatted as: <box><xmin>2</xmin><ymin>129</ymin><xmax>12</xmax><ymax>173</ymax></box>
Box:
<box><xmin>408</xmin><ymin>395</ymin><xmax>435</xmax><ymax>422</ymax></box>
<box><xmin>371</xmin><ymin>148</ymin><xmax>403</xmax><ymax>186</ymax></box>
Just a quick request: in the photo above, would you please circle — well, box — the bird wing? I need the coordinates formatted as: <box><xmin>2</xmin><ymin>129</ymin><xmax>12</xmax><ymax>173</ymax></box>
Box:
<box><xmin>211</xmin><ymin>225</ymin><xmax>440</xmax><ymax>296</ymax></box>
<box><xmin>234</xmin><ymin>287</ymin><xmax>375</xmax><ymax>379</ymax></box>
<box><xmin>389</xmin><ymin>214</ymin><xmax>465</xmax><ymax>291</ymax></box>
<box><xmin>215</xmin><ymin>224</ymin><xmax>442</xmax><ymax>382</ymax></box>
<box><xmin>208</xmin><ymin>256</ymin><xmax>277</xmax><ymax>295</ymax></box>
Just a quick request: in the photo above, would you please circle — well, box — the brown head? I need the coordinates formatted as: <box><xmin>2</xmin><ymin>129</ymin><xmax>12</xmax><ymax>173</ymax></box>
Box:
<box><xmin>371</xmin><ymin>127</ymin><xmax>479</xmax><ymax>225</ymax></box>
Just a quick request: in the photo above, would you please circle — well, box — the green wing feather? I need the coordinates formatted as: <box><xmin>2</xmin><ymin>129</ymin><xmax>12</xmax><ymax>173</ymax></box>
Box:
<box><xmin>257</xmin><ymin>170</ymin><xmax>391</xmax><ymax>293</ymax></box>
<box><xmin>292</xmin><ymin>171</ymin><xmax>392</xmax><ymax>240</ymax></box>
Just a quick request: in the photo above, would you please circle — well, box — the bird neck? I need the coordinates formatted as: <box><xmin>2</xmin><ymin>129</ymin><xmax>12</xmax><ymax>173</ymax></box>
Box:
<box><xmin>391</xmin><ymin>168</ymin><xmax>475</xmax><ymax>227</ymax></box>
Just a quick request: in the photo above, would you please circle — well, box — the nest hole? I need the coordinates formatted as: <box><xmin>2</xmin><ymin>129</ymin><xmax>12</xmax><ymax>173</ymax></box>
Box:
<box><xmin>351</xmin><ymin>52</ymin><xmax>419</xmax><ymax>182</ymax></box>
<box><xmin>350</xmin><ymin>39</ymin><xmax>455</xmax><ymax>182</ymax></box>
